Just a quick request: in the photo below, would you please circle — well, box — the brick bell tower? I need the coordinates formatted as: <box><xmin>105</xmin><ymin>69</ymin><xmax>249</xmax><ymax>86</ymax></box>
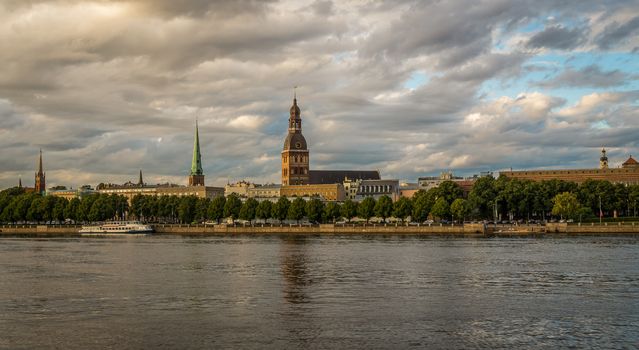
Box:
<box><xmin>281</xmin><ymin>93</ymin><xmax>309</xmax><ymax>185</ymax></box>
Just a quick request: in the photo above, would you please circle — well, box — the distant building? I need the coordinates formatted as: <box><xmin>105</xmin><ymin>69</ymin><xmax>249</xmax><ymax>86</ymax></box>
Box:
<box><xmin>501</xmin><ymin>148</ymin><xmax>639</xmax><ymax>185</ymax></box>
<box><xmin>343</xmin><ymin>178</ymin><xmax>399</xmax><ymax>201</ymax></box>
<box><xmin>280</xmin><ymin>184</ymin><xmax>345</xmax><ymax>202</ymax></box>
<box><xmin>248</xmin><ymin>184</ymin><xmax>281</xmax><ymax>201</ymax></box>
<box><xmin>418</xmin><ymin>171</ymin><xmax>463</xmax><ymax>189</ymax></box>
<box><xmin>157</xmin><ymin>185</ymin><xmax>223</xmax><ymax>199</ymax></box>
<box><xmin>399</xmin><ymin>182</ymin><xmax>420</xmax><ymax>199</ymax></box>
<box><xmin>48</xmin><ymin>185</ymin><xmax>96</xmax><ymax>200</ymax></box>
<box><xmin>309</xmin><ymin>170</ymin><xmax>380</xmax><ymax>185</ymax></box>
<box><xmin>35</xmin><ymin>149</ymin><xmax>46</xmax><ymax>194</ymax></box>
<box><xmin>225</xmin><ymin>181</ymin><xmax>255</xmax><ymax>197</ymax></box>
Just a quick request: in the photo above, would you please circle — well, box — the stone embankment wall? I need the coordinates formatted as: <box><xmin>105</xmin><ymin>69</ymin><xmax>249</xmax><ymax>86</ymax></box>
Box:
<box><xmin>546</xmin><ymin>222</ymin><xmax>639</xmax><ymax>234</ymax></box>
<box><xmin>1</xmin><ymin>223</ymin><xmax>638</xmax><ymax>236</ymax></box>
<box><xmin>0</xmin><ymin>225</ymin><xmax>81</xmax><ymax>235</ymax></box>
<box><xmin>154</xmin><ymin>223</ymin><xmax>487</xmax><ymax>235</ymax></box>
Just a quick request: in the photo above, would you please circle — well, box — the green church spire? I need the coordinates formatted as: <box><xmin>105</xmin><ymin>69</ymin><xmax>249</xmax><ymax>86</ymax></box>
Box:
<box><xmin>190</xmin><ymin>120</ymin><xmax>203</xmax><ymax>176</ymax></box>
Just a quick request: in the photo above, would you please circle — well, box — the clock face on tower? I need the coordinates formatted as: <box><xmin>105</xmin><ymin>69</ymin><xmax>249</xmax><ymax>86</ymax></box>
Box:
<box><xmin>295</xmin><ymin>142</ymin><xmax>301</xmax><ymax>149</ymax></box>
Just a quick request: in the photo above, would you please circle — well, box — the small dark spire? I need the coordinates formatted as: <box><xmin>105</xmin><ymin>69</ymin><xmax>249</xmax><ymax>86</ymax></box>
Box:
<box><xmin>38</xmin><ymin>149</ymin><xmax>43</xmax><ymax>175</ymax></box>
<box><xmin>138</xmin><ymin>169</ymin><xmax>144</xmax><ymax>186</ymax></box>
<box><xmin>18</xmin><ymin>177</ymin><xmax>22</xmax><ymax>188</ymax></box>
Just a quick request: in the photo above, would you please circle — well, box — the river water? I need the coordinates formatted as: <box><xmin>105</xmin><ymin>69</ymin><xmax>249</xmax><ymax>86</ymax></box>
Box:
<box><xmin>0</xmin><ymin>235</ymin><xmax>638</xmax><ymax>349</ymax></box>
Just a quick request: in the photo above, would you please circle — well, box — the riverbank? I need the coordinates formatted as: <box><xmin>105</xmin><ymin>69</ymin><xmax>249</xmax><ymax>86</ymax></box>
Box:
<box><xmin>1</xmin><ymin>222</ymin><xmax>639</xmax><ymax>237</ymax></box>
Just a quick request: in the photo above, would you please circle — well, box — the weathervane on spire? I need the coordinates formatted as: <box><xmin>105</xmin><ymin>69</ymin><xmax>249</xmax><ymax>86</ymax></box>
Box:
<box><xmin>294</xmin><ymin>85</ymin><xmax>297</xmax><ymax>100</ymax></box>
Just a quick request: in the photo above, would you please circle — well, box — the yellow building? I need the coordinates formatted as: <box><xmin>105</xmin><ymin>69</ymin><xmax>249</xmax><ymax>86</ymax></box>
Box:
<box><xmin>280</xmin><ymin>184</ymin><xmax>345</xmax><ymax>201</ymax></box>
<box><xmin>157</xmin><ymin>185</ymin><xmax>224</xmax><ymax>199</ymax></box>
<box><xmin>501</xmin><ymin>149</ymin><xmax>639</xmax><ymax>185</ymax></box>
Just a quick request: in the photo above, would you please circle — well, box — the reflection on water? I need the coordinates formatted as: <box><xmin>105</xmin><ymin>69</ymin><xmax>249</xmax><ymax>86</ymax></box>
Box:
<box><xmin>0</xmin><ymin>235</ymin><xmax>638</xmax><ymax>349</ymax></box>
<box><xmin>281</xmin><ymin>236</ymin><xmax>311</xmax><ymax>304</ymax></box>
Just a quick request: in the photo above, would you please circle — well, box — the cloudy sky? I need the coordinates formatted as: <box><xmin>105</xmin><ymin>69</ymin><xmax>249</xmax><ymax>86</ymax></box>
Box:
<box><xmin>1</xmin><ymin>0</ymin><xmax>638</xmax><ymax>189</ymax></box>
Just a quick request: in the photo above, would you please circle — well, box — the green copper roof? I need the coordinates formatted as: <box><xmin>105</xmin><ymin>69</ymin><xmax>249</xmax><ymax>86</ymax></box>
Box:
<box><xmin>190</xmin><ymin>121</ymin><xmax>203</xmax><ymax>176</ymax></box>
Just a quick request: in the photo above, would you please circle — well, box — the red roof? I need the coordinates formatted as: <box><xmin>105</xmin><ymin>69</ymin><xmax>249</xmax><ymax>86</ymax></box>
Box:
<box><xmin>623</xmin><ymin>156</ymin><xmax>638</xmax><ymax>165</ymax></box>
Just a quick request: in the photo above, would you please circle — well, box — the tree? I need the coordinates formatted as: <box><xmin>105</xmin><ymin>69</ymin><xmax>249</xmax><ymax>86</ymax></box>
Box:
<box><xmin>239</xmin><ymin>198</ymin><xmax>258</xmax><ymax>224</ymax></box>
<box><xmin>288</xmin><ymin>197</ymin><xmax>307</xmax><ymax>223</ymax></box>
<box><xmin>468</xmin><ymin>176</ymin><xmax>496</xmax><ymax>219</ymax></box>
<box><xmin>52</xmin><ymin>197</ymin><xmax>67</xmax><ymax>223</ymax></box>
<box><xmin>450</xmin><ymin>198</ymin><xmax>470</xmax><ymax>222</ymax></box>
<box><xmin>358</xmin><ymin>197</ymin><xmax>376</xmax><ymax>223</ymax></box>
<box><xmin>411</xmin><ymin>189</ymin><xmax>437</xmax><ymax>222</ymax></box>
<box><xmin>208</xmin><ymin>196</ymin><xmax>226</xmax><ymax>224</ymax></box>
<box><xmin>323</xmin><ymin>202</ymin><xmax>341</xmax><ymax>223</ymax></box>
<box><xmin>436</xmin><ymin>181</ymin><xmax>464</xmax><ymax>204</ymax></box>
<box><xmin>195</xmin><ymin>197</ymin><xmax>211</xmax><ymax>223</ymax></box>
<box><xmin>374</xmin><ymin>195</ymin><xmax>393</xmax><ymax>223</ymax></box>
<box><xmin>178</xmin><ymin>196</ymin><xmax>197</xmax><ymax>224</ymax></box>
<box><xmin>224</xmin><ymin>195</ymin><xmax>242</xmax><ymax>224</ymax></box>
<box><xmin>340</xmin><ymin>199</ymin><xmax>358</xmax><ymax>223</ymax></box>
<box><xmin>65</xmin><ymin>198</ymin><xmax>81</xmax><ymax>222</ymax></box>
<box><xmin>393</xmin><ymin>197</ymin><xmax>412</xmax><ymax>223</ymax></box>
<box><xmin>130</xmin><ymin>194</ymin><xmax>146</xmax><ymax>221</ymax></box>
<box><xmin>272</xmin><ymin>197</ymin><xmax>290</xmax><ymax>223</ymax></box>
<box><xmin>551</xmin><ymin>192</ymin><xmax>582</xmax><ymax>220</ymax></box>
<box><xmin>255</xmin><ymin>200</ymin><xmax>273</xmax><ymax>223</ymax></box>
<box><xmin>430</xmin><ymin>197</ymin><xmax>450</xmax><ymax>220</ymax></box>
<box><xmin>306</xmin><ymin>198</ymin><xmax>324</xmax><ymax>223</ymax></box>
<box><xmin>629</xmin><ymin>185</ymin><xmax>639</xmax><ymax>217</ymax></box>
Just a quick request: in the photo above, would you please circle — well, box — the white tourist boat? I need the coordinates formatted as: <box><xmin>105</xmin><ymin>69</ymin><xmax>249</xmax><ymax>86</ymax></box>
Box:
<box><xmin>79</xmin><ymin>221</ymin><xmax>153</xmax><ymax>234</ymax></box>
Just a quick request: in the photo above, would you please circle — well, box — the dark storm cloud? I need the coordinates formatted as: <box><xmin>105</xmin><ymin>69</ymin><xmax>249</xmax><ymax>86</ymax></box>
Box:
<box><xmin>595</xmin><ymin>15</ymin><xmax>639</xmax><ymax>49</ymax></box>
<box><xmin>533</xmin><ymin>64</ymin><xmax>633</xmax><ymax>88</ymax></box>
<box><xmin>526</xmin><ymin>24</ymin><xmax>588</xmax><ymax>50</ymax></box>
<box><xmin>0</xmin><ymin>0</ymin><xmax>638</xmax><ymax>188</ymax></box>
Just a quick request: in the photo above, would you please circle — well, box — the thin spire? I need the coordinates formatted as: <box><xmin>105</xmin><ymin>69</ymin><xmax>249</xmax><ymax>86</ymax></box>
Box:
<box><xmin>38</xmin><ymin>149</ymin><xmax>43</xmax><ymax>175</ymax></box>
<box><xmin>18</xmin><ymin>177</ymin><xmax>22</xmax><ymax>188</ymax></box>
<box><xmin>190</xmin><ymin>119</ymin><xmax>203</xmax><ymax>176</ymax></box>
<box><xmin>138</xmin><ymin>169</ymin><xmax>143</xmax><ymax>186</ymax></box>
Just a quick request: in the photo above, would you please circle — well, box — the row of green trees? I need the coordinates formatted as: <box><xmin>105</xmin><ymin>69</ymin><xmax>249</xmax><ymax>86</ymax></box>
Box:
<box><xmin>2</xmin><ymin>176</ymin><xmax>639</xmax><ymax>224</ymax></box>
<box><xmin>125</xmin><ymin>183</ymin><xmax>472</xmax><ymax>224</ymax></box>
<box><xmin>0</xmin><ymin>188</ymin><xmax>129</xmax><ymax>223</ymax></box>
<box><xmin>467</xmin><ymin>177</ymin><xmax>639</xmax><ymax>221</ymax></box>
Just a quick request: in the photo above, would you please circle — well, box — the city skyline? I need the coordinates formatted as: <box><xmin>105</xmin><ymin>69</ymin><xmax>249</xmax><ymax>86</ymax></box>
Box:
<box><xmin>1</xmin><ymin>1</ymin><xmax>638</xmax><ymax>189</ymax></box>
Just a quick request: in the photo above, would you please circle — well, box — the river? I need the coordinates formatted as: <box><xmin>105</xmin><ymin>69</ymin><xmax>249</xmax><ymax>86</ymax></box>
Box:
<box><xmin>1</xmin><ymin>235</ymin><xmax>637</xmax><ymax>349</ymax></box>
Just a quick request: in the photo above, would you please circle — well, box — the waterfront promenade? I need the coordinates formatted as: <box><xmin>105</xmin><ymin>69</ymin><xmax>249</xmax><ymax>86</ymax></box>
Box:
<box><xmin>2</xmin><ymin>222</ymin><xmax>639</xmax><ymax>236</ymax></box>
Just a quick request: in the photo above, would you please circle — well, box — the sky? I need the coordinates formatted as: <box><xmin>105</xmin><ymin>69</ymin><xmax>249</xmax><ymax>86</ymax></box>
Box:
<box><xmin>1</xmin><ymin>0</ymin><xmax>638</xmax><ymax>189</ymax></box>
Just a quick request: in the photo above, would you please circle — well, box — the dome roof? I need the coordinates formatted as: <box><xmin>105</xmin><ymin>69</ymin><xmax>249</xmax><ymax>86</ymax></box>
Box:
<box><xmin>283</xmin><ymin>133</ymin><xmax>307</xmax><ymax>151</ymax></box>
<box><xmin>622</xmin><ymin>155</ymin><xmax>638</xmax><ymax>167</ymax></box>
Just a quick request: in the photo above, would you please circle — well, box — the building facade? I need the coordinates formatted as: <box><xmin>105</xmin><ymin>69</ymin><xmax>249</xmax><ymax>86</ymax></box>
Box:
<box><xmin>280</xmin><ymin>184</ymin><xmax>345</xmax><ymax>202</ymax></box>
<box><xmin>501</xmin><ymin>149</ymin><xmax>639</xmax><ymax>185</ymax></box>
<box><xmin>281</xmin><ymin>96</ymin><xmax>309</xmax><ymax>186</ymax></box>
<box><xmin>248</xmin><ymin>184</ymin><xmax>282</xmax><ymax>201</ymax></box>
<box><xmin>157</xmin><ymin>185</ymin><xmax>224</xmax><ymax>199</ymax></box>
<box><xmin>48</xmin><ymin>186</ymin><xmax>96</xmax><ymax>200</ymax></box>
<box><xmin>224</xmin><ymin>181</ymin><xmax>255</xmax><ymax>197</ymax></box>
<box><xmin>343</xmin><ymin>178</ymin><xmax>400</xmax><ymax>201</ymax></box>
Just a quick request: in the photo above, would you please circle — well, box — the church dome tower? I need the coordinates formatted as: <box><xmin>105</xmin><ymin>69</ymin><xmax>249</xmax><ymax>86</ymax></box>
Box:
<box><xmin>281</xmin><ymin>94</ymin><xmax>309</xmax><ymax>185</ymax></box>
